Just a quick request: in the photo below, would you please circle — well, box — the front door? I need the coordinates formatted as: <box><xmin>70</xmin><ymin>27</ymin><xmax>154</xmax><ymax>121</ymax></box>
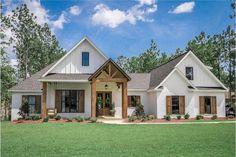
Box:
<box><xmin>96</xmin><ymin>92</ymin><xmax>112</xmax><ymax>116</ymax></box>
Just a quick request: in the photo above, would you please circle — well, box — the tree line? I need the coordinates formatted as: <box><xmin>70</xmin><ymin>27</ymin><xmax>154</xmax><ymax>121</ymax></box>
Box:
<box><xmin>1</xmin><ymin>4</ymin><xmax>65</xmax><ymax>119</ymax></box>
<box><xmin>116</xmin><ymin>2</ymin><xmax>235</xmax><ymax>102</ymax></box>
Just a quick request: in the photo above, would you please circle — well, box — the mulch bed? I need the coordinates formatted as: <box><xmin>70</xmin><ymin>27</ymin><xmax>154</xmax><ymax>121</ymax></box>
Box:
<box><xmin>125</xmin><ymin>117</ymin><xmax>236</xmax><ymax>123</ymax></box>
<box><xmin>11</xmin><ymin>119</ymin><xmax>93</xmax><ymax>124</ymax></box>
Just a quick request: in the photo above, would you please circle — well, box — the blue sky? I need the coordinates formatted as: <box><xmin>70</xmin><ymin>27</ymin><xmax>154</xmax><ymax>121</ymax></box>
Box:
<box><xmin>3</xmin><ymin>0</ymin><xmax>234</xmax><ymax>60</ymax></box>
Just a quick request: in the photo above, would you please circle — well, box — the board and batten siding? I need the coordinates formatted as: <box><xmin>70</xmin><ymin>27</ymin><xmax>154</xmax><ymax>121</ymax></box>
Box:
<box><xmin>51</xmin><ymin>40</ymin><xmax>106</xmax><ymax>74</ymax></box>
<box><xmin>176</xmin><ymin>54</ymin><xmax>222</xmax><ymax>87</ymax></box>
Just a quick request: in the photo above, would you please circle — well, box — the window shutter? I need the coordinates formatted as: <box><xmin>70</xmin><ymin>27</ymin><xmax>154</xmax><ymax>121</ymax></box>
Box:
<box><xmin>55</xmin><ymin>90</ymin><xmax>61</xmax><ymax>113</ymax></box>
<box><xmin>35</xmin><ymin>96</ymin><xmax>41</xmax><ymax>113</ymax></box>
<box><xmin>128</xmin><ymin>96</ymin><xmax>131</xmax><ymax>107</ymax></box>
<box><xmin>199</xmin><ymin>96</ymin><xmax>205</xmax><ymax>114</ymax></box>
<box><xmin>166</xmin><ymin>96</ymin><xmax>172</xmax><ymax>114</ymax></box>
<box><xmin>179</xmin><ymin>96</ymin><xmax>185</xmax><ymax>115</ymax></box>
<box><xmin>78</xmin><ymin>90</ymin><xmax>85</xmax><ymax>113</ymax></box>
<box><xmin>211</xmin><ymin>96</ymin><xmax>217</xmax><ymax>114</ymax></box>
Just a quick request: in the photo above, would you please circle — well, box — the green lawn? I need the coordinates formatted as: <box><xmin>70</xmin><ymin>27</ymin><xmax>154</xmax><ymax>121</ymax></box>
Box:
<box><xmin>1</xmin><ymin>122</ymin><xmax>235</xmax><ymax>157</ymax></box>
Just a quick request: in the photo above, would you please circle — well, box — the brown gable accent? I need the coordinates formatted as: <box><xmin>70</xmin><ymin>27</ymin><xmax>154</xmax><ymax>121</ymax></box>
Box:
<box><xmin>88</xmin><ymin>58</ymin><xmax>131</xmax><ymax>81</ymax></box>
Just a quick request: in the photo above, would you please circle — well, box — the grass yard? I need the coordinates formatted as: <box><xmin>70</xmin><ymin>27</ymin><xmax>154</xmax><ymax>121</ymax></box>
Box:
<box><xmin>1</xmin><ymin>122</ymin><xmax>235</xmax><ymax>157</ymax></box>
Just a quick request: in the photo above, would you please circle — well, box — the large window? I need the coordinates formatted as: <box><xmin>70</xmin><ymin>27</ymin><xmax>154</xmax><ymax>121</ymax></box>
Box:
<box><xmin>204</xmin><ymin>96</ymin><xmax>211</xmax><ymax>114</ymax></box>
<box><xmin>60</xmin><ymin>90</ymin><xmax>84</xmax><ymax>113</ymax></box>
<box><xmin>186</xmin><ymin>67</ymin><xmax>193</xmax><ymax>80</ymax></box>
<box><xmin>28</xmin><ymin>96</ymin><xmax>36</xmax><ymax>113</ymax></box>
<box><xmin>172</xmin><ymin>96</ymin><xmax>179</xmax><ymax>114</ymax></box>
<box><xmin>82</xmin><ymin>52</ymin><xmax>89</xmax><ymax>66</ymax></box>
<box><xmin>22</xmin><ymin>95</ymin><xmax>41</xmax><ymax>113</ymax></box>
<box><xmin>128</xmin><ymin>96</ymin><xmax>141</xmax><ymax>107</ymax></box>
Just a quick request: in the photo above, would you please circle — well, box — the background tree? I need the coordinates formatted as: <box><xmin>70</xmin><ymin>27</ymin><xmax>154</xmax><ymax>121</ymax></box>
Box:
<box><xmin>2</xmin><ymin>4</ymin><xmax>65</xmax><ymax>80</ymax></box>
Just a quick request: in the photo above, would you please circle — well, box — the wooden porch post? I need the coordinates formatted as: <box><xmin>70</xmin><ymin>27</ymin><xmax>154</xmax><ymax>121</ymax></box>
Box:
<box><xmin>122</xmin><ymin>81</ymin><xmax>128</xmax><ymax>118</ymax></box>
<box><xmin>91</xmin><ymin>79</ymin><xmax>96</xmax><ymax>118</ymax></box>
<box><xmin>41</xmin><ymin>82</ymin><xmax>47</xmax><ymax>118</ymax></box>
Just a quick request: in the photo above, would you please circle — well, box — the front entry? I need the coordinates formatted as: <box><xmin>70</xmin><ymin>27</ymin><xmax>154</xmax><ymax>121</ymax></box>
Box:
<box><xmin>96</xmin><ymin>92</ymin><xmax>112</xmax><ymax>116</ymax></box>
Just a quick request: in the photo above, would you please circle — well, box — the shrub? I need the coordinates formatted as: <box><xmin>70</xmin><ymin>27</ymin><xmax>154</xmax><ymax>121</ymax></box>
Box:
<box><xmin>211</xmin><ymin>115</ymin><xmax>218</xmax><ymax>120</ymax></box>
<box><xmin>141</xmin><ymin>116</ymin><xmax>149</xmax><ymax>122</ymax></box>
<box><xmin>148</xmin><ymin>115</ymin><xmax>155</xmax><ymax>120</ymax></box>
<box><xmin>43</xmin><ymin>117</ymin><xmax>49</xmax><ymax>122</ymax></box>
<box><xmin>196</xmin><ymin>115</ymin><xmax>203</xmax><ymax>120</ymax></box>
<box><xmin>54</xmin><ymin>115</ymin><xmax>61</xmax><ymax>121</ymax></box>
<box><xmin>25</xmin><ymin>116</ymin><xmax>32</xmax><ymax>120</ymax></box>
<box><xmin>75</xmin><ymin>116</ymin><xmax>84</xmax><ymax>122</ymax></box>
<box><xmin>66</xmin><ymin>117</ymin><xmax>73</xmax><ymax>122</ymax></box>
<box><xmin>176</xmin><ymin>115</ymin><xmax>181</xmax><ymax>120</ymax></box>
<box><xmin>184</xmin><ymin>113</ymin><xmax>190</xmax><ymax>119</ymax></box>
<box><xmin>85</xmin><ymin>117</ymin><xmax>90</xmax><ymax>121</ymax></box>
<box><xmin>31</xmin><ymin>115</ymin><xmax>41</xmax><ymax>121</ymax></box>
<box><xmin>164</xmin><ymin>115</ymin><xmax>171</xmax><ymax>121</ymax></box>
<box><xmin>227</xmin><ymin>115</ymin><xmax>234</xmax><ymax>119</ymax></box>
<box><xmin>18</xmin><ymin>102</ymin><xmax>29</xmax><ymax>119</ymax></box>
<box><xmin>135</xmin><ymin>103</ymin><xmax>145</xmax><ymax>117</ymax></box>
<box><xmin>90</xmin><ymin>118</ymin><xmax>97</xmax><ymax>123</ymax></box>
<box><xmin>128</xmin><ymin>115</ymin><xmax>137</xmax><ymax>122</ymax></box>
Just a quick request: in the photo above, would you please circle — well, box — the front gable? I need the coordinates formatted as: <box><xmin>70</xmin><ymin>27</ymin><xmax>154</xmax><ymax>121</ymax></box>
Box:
<box><xmin>176</xmin><ymin>52</ymin><xmax>226</xmax><ymax>88</ymax></box>
<box><xmin>43</xmin><ymin>37</ymin><xmax>107</xmax><ymax>76</ymax></box>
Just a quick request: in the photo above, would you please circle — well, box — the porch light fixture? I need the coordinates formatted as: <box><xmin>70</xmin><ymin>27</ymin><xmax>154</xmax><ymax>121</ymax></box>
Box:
<box><xmin>105</xmin><ymin>84</ymin><xmax>108</xmax><ymax>90</ymax></box>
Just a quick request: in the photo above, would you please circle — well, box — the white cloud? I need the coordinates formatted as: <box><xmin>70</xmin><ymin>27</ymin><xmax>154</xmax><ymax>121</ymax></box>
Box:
<box><xmin>69</xmin><ymin>5</ymin><xmax>81</xmax><ymax>15</ymax></box>
<box><xmin>168</xmin><ymin>1</ymin><xmax>195</xmax><ymax>14</ymax></box>
<box><xmin>91</xmin><ymin>0</ymin><xmax>157</xmax><ymax>28</ymax></box>
<box><xmin>23</xmin><ymin>0</ymin><xmax>50</xmax><ymax>25</ymax></box>
<box><xmin>139</xmin><ymin>0</ymin><xmax>155</xmax><ymax>6</ymax></box>
<box><xmin>52</xmin><ymin>12</ymin><xmax>68</xmax><ymax>30</ymax></box>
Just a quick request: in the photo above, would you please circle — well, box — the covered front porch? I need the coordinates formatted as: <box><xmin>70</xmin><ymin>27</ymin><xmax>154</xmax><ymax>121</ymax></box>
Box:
<box><xmin>40</xmin><ymin>59</ymin><xmax>131</xmax><ymax>119</ymax></box>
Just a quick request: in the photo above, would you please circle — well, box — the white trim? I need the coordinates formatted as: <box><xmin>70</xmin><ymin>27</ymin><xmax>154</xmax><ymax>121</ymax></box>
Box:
<box><xmin>9</xmin><ymin>90</ymin><xmax>42</xmax><ymax>93</ymax></box>
<box><xmin>38</xmin><ymin>79</ymin><xmax>90</xmax><ymax>83</ymax></box>
<box><xmin>175</xmin><ymin>51</ymin><xmax>227</xmax><ymax>90</ymax></box>
<box><xmin>128</xmin><ymin>89</ymin><xmax>147</xmax><ymax>92</ymax></box>
<box><xmin>154</xmin><ymin>69</ymin><xmax>176</xmax><ymax>89</ymax></box>
<box><xmin>188</xmin><ymin>89</ymin><xmax>227</xmax><ymax>93</ymax></box>
<box><xmin>42</xmin><ymin>36</ymin><xmax>108</xmax><ymax>77</ymax></box>
<box><xmin>147</xmin><ymin>88</ymin><xmax>162</xmax><ymax>92</ymax></box>
<box><xmin>175</xmin><ymin>68</ymin><xmax>196</xmax><ymax>89</ymax></box>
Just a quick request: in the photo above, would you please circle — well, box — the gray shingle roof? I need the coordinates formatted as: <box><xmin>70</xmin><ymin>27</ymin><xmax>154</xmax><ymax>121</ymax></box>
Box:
<box><xmin>10</xmin><ymin>53</ymin><xmax>188</xmax><ymax>92</ymax></box>
<box><xmin>9</xmin><ymin>62</ymin><xmax>55</xmax><ymax>91</ymax></box>
<box><xmin>149</xmin><ymin>53</ymin><xmax>187</xmax><ymax>89</ymax></box>
<box><xmin>128</xmin><ymin>73</ymin><xmax>150</xmax><ymax>89</ymax></box>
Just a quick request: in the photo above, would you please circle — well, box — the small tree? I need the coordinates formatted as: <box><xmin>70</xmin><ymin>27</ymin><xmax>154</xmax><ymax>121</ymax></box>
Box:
<box><xmin>18</xmin><ymin>102</ymin><xmax>29</xmax><ymax>119</ymax></box>
<box><xmin>135</xmin><ymin>103</ymin><xmax>145</xmax><ymax>117</ymax></box>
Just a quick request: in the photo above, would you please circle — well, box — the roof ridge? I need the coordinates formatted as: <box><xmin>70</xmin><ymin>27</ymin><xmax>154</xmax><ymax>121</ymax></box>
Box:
<box><xmin>150</xmin><ymin>52</ymin><xmax>188</xmax><ymax>72</ymax></box>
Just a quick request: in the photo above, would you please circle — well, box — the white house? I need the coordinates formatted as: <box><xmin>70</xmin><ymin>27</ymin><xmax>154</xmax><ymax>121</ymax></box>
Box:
<box><xmin>9</xmin><ymin>37</ymin><xmax>227</xmax><ymax>120</ymax></box>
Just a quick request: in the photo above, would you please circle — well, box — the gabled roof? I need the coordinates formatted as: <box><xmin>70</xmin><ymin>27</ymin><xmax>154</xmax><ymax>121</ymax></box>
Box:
<box><xmin>88</xmin><ymin>58</ymin><xmax>131</xmax><ymax>81</ymax></box>
<box><xmin>42</xmin><ymin>36</ymin><xmax>108</xmax><ymax>77</ymax></box>
<box><xmin>149</xmin><ymin>52</ymin><xmax>187</xmax><ymax>89</ymax></box>
<box><xmin>9</xmin><ymin>62</ymin><xmax>55</xmax><ymax>92</ymax></box>
<box><xmin>128</xmin><ymin>73</ymin><xmax>150</xmax><ymax>89</ymax></box>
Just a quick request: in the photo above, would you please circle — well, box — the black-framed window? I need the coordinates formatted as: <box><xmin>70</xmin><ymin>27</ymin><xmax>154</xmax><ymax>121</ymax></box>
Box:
<box><xmin>128</xmin><ymin>96</ymin><xmax>141</xmax><ymax>107</ymax></box>
<box><xmin>28</xmin><ymin>96</ymin><xmax>36</xmax><ymax>113</ymax></box>
<box><xmin>61</xmin><ymin>90</ymin><xmax>79</xmax><ymax>113</ymax></box>
<box><xmin>172</xmin><ymin>96</ymin><xmax>179</xmax><ymax>114</ymax></box>
<box><xmin>82</xmin><ymin>52</ymin><xmax>89</xmax><ymax>66</ymax></box>
<box><xmin>204</xmin><ymin>96</ymin><xmax>211</xmax><ymax>114</ymax></box>
<box><xmin>186</xmin><ymin>67</ymin><xmax>193</xmax><ymax>80</ymax></box>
